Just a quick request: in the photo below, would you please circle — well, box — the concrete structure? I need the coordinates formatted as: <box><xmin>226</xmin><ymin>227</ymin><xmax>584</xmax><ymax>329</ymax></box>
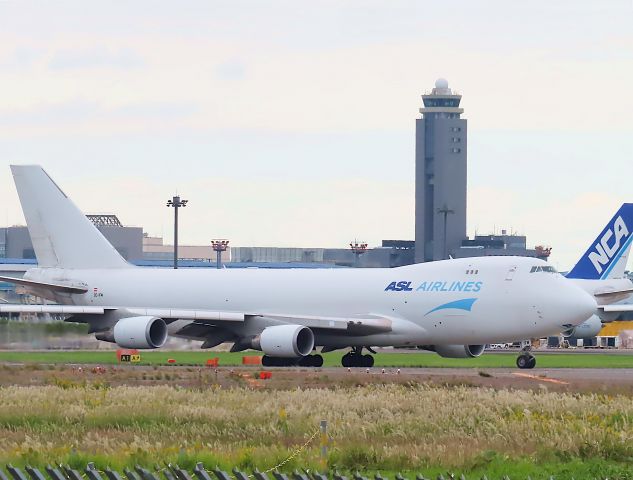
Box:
<box><xmin>231</xmin><ymin>240</ymin><xmax>414</xmax><ymax>268</ymax></box>
<box><xmin>415</xmin><ymin>78</ymin><xmax>467</xmax><ymax>263</ymax></box>
<box><xmin>231</xmin><ymin>246</ymin><xmax>323</xmax><ymax>264</ymax></box>
<box><xmin>143</xmin><ymin>235</ymin><xmax>230</xmax><ymax>263</ymax></box>
<box><xmin>451</xmin><ymin>232</ymin><xmax>551</xmax><ymax>261</ymax></box>
<box><xmin>0</xmin><ymin>224</ymin><xmax>411</xmax><ymax>269</ymax></box>
<box><xmin>0</xmin><ymin>220</ymin><xmax>143</xmax><ymax>262</ymax></box>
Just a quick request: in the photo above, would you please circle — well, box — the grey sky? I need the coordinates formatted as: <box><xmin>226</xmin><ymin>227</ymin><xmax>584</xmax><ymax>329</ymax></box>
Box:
<box><xmin>0</xmin><ymin>1</ymin><xmax>631</xmax><ymax>269</ymax></box>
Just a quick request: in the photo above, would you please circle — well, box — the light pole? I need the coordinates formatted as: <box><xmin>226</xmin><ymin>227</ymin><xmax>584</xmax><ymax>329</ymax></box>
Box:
<box><xmin>166</xmin><ymin>195</ymin><xmax>188</xmax><ymax>269</ymax></box>
<box><xmin>437</xmin><ymin>204</ymin><xmax>454</xmax><ymax>260</ymax></box>
<box><xmin>211</xmin><ymin>239</ymin><xmax>229</xmax><ymax>269</ymax></box>
<box><xmin>349</xmin><ymin>240</ymin><xmax>368</xmax><ymax>267</ymax></box>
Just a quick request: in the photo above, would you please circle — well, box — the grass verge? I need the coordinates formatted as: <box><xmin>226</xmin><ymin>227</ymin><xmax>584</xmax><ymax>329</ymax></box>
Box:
<box><xmin>0</xmin><ymin>384</ymin><xmax>631</xmax><ymax>479</ymax></box>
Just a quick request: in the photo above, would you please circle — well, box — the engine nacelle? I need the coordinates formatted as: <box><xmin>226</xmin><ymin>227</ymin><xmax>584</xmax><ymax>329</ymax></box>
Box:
<box><xmin>433</xmin><ymin>344</ymin><xmax>486</xmax><ymax>359</ymax></box>
<box><xmin>562</xmin><ymin>314</ymin><xmax>603</xmax><ymax>339</ymax></box>
<box><xmin>596</xmin><ymin>310</ymin><xmax>620</xmax><ymax>323</ymax></box>
<box><xmin>96</xmin><ymin>316</ymin><xmax>168</xmax><ymax>349</ymax></box>
<box><xmin>252</xmin><ymin>324</ymin><xmax>314</xmax><ymax>357</ymax></box>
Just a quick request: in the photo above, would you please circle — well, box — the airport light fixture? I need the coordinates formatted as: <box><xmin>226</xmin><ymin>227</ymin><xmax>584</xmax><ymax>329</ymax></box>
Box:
<box><xmin>437</xmin><ymin>204</ymin><xmax>455</xmax><ymax>260</ymax></box>
<box><xmin>166</xmin><ymin>195</ymin><xmax>188</xmax><ymax>269</ymax></box>
<box><xmin>350</xmin><ymin>240</ymin><xmax>368</xmax><ymax>267</ymax></box>
<box><xmin>211</xmin><ymin>239</ymin><xmax>230</xmax><ymax>269</ymax></box>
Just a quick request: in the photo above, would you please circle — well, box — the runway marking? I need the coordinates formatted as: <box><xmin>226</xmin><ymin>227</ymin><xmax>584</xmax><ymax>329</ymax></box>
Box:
<box><xmin>512</xmin><ymin>373</ymin><xmax>570</xmax><ymax>385</ymax></box>
<box><xmin>238</xmin><ymin>372</ymin><xmax>264</xmax><ymax>388</ymax></box>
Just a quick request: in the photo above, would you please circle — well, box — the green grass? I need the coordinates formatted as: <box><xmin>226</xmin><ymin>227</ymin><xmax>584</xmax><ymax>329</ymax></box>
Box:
<box><xmin>0</xmin><ymin>350</ymin><xmax>631</xmax><ymax>368</ymax></box>
<box><xmin>5</xmin><ymin>453</ymin><xmax>633</xmax><ymax>480</ymax></box>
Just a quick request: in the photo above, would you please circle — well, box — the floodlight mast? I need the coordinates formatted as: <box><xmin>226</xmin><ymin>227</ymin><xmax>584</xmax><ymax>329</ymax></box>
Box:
<box><xmin>166</xmin><ymin>195</ymin><xmax>188</xmax><ymax>269</ymax></box>
<box><xmin>349</xmin><ymin>240</ymin><xmax>368</xmax><ymax>267</ymax></box>
<box><xmin>211</xmin><ymin>239</ymin><xmax>230</xmax><ymax>269</ymax></box>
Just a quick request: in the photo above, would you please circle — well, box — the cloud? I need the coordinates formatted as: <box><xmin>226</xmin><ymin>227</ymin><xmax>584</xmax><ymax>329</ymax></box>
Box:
<box><xmin>48</xmin><ymin>47</ymin><xmax>144</xmax><ymax>70</ymax></box>
<box><xmin>215</xmin><ymin>59</ymin><xmax>246</xmax><ymax>81</ymax></box>
<box><xmin>55</xmin><ymin>175</ymin><xmax>415</xmax><ymax>250</ymax></box>
<box><xmin>0</xmin><ymin>100</ymin><xmax>101</xmax><ymax>126</ymax></box>
<box><xmin>0</xmin><ymin>99</ymin><xmax>198</xmax><ymax>134</ymax></box>
<box><xmin>0</xmin><ymin>20</ymin><xmax>631</xmax><ymax>136</ymax></box>
<box><xmin>0</xmin><ymin>47</ymin><xmax>43</xmax><ymax>71</ymax></box>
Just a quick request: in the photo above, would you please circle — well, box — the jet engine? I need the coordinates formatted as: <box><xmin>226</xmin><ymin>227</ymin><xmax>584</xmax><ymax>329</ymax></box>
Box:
<box><xmin>562</xmin><ymin>314</ymin><xmax>603</xmax><ymax>339</ymax></box>
<box><xmin>252</xmin><ymin>324</ymin><xmax>314</xmax><ymax>357</ymax></box>
<box><xmin>96</xmin><ymin>316</ymin><xmax>168</xmax><ymax>349</ymax></box>
<box><xmin>430</xmin><ymin>344</ymin><xmax>486</xmax><ymax>358</ymax></box>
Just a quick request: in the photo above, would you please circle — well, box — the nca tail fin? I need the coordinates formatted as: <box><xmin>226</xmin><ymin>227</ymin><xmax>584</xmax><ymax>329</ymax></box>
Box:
<box><xmin>567</xmin><ymin>203</ymin><xmax>633</xmax><ymax>280</ymax></box>
<box><xmin>11</xmin><ymin>165</ymin><xmax>130</xmax><ymax>269</ymax></box>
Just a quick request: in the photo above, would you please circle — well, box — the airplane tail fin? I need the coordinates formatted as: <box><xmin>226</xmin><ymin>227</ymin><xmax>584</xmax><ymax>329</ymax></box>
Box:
<box><xmin>11</xmin><ymin>165</ymin><xmax>131</xmax><ymax>269</ymax></box>
<box><xmin>567</xmin><ymin>203</ymin><xmax>633</xmax><ymax>280</ymax></box>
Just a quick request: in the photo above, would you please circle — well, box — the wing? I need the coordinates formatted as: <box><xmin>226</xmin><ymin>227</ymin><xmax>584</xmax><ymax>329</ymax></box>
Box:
<box><xmin>250</xmin><ymin>313</ymin><xmax>392</xmax><ymax>335</ymax></box>
<box><xmin>0</xmin><ymin>304</ymin><xmax>392</xmax><ymax>334</ymax></box>
<box><xmin>0</xmin><ymin>304</ymin><xmax>244</xmax><ymax>321</ymax></box>
<box><xmin>0</xmin><ymin>273</ymin><xmax>392</xmax><ymax>333</ymax></box>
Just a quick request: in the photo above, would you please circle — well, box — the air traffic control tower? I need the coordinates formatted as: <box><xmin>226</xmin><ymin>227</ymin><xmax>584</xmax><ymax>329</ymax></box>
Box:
<box><xmin>415</xmin><ymin>78</ymin><xmax>467</xmax><ymax>263</ymax></box>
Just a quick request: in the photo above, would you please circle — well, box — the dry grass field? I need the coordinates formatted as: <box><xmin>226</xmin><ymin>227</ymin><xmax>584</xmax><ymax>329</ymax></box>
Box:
<box><xmin>0</xmin><ymin>382</ymin><xmax>631</xmax><ymax>478</ymax></box>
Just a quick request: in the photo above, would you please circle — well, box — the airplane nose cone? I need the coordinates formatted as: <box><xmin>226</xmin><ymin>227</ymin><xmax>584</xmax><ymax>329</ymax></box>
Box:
<box><xmin>563</xmin><ymin>284</ymin><xmax>597</xmax><ymax>327</ymax></box>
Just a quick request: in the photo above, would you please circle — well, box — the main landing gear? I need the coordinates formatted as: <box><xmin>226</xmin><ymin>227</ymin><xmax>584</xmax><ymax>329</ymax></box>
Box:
<box><xmin>516</xmin><ymin>345</ymin><xmax>536</xmax><ymax>369</ymax></box>
<box><xmin>261</xmin><ymin>354</ymin><xmax>323</xmax><ymax>367</ymax></box>
<box><xmin>341</xmin><ymin>347</ymin><xmax>374</xmax><ymax>368</ymax></box>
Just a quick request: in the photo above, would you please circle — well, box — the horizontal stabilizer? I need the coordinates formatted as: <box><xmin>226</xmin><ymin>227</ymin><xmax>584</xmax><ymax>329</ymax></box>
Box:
<box><xmin>0</xmin><ymin>275</ymin><xmax>88</xmax><ymax>294</ymax></box>
<box><xmin>599</xmin><ymin>304</ymin><xmax>633</xmax><ymax>312</ymax></box>
<box><xmin>0</xmin><ymin>305</ymin><xmax>104</xmax><ymax>314</ymax></box>
<box><xmin>593</xmin><ymin>287</ymin><xmax>633</xmax><ymax>305</ymax></box>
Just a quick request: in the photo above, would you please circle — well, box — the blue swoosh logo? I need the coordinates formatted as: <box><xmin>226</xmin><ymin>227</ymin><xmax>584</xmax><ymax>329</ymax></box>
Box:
<box><xmin>425</xmin><ymin>298</ymin><xmax>478</xmax><ymax>316</ymax></box>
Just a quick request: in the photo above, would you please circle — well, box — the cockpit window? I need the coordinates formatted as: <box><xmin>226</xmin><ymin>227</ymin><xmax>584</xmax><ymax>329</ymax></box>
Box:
<box><xmin>530</xmin><ymin>265</ymin><xmax>557</xmax><ymax>273</ymax></box>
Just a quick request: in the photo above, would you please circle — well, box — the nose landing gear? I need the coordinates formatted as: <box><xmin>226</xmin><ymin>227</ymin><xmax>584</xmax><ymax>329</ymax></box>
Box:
<box><xmin>341</xmin><ymin>347</ymin><xmax>374</xmax><ymax>368</ymax></box>
<box><xmin>516</xmin><ymin>344</ymin><xmax>536</xmax><ymax>369</ymax></box>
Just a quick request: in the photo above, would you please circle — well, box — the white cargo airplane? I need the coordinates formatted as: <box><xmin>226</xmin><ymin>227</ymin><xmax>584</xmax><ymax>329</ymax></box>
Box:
<box><xmin>0</xmin><ymin>166</ymin><xmax>597</xmax><ymax>369</ymax></box>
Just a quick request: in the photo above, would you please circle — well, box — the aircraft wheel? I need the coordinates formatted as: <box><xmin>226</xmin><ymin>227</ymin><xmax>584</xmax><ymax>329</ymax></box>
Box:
<box><xmin>362</xmin><ymin>354</ymin><xmax>374</xmax><ymax>368</ymax></box>
<box><xmin>298</xmin><ymin>355</ymin><xmax>322</xmax><ymax>367</ymax></box>
<box><xmin>341</xmin><ymin>353</ymin><xmax>352</xmax><ymax>368</ymax></box>
<box><xmin>527</xmin><ymin>356</ymin><xmax>536</xmax><ymax>369</ymax></box>
<box><xmin>262</xmin><ymin>356</ymin><xmax>298</xmax><ymax>367</ymax></box>
<box><xmin>312</xmin><ymin>354</ymin><xmax>324</xmax><ymax>367</ymax></box>
<box><xmin>516</xmin><ymin>354</ymin><xmax>535</xmax><ymax>369</ymax></box>
<box><xmin>284</xmin><ymin>357</ymin><xmax>300</xmax><ymax>367</ymax></box>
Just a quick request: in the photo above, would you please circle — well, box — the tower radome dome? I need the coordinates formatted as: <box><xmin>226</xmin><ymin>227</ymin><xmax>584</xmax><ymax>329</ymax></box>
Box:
<box><xmin>435</xmin><ymin>78</ymin><xmax>449</xmax><ymax>90</ymax></box>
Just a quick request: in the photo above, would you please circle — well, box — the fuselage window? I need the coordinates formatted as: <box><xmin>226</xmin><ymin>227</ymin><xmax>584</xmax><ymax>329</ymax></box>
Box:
<box><xmin>530</xmin><ymin>265</ymin><xmax>558</xmax><ymax>273</ymax></box>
